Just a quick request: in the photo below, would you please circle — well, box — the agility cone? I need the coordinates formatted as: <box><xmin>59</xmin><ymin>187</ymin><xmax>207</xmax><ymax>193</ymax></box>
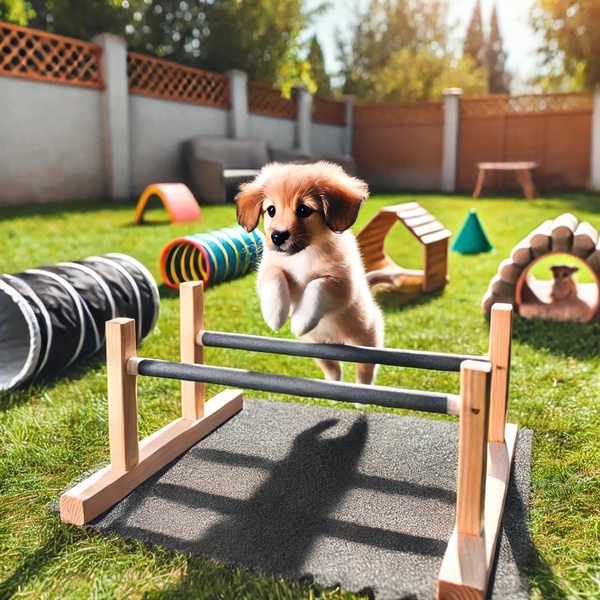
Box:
<box><xmin>451</xmin><ymin>209</ymin><xmax>494</xmax><ymax>254</ymax></box>
<box><xmin>160</xmin><ymin>226</ymin><xmax>264</xmax><ymax>289</ymax></box>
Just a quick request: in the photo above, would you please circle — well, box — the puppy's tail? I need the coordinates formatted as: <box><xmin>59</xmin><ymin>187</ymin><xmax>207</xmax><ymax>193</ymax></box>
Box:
<box><xmin>365</xmin><ymin>267</ymin><xmax>424</xmax><ymax>289</ymax></box>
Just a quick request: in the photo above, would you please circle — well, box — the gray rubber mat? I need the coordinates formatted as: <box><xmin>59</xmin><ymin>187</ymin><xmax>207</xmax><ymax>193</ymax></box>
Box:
<box><xmin>89</xmin><ymin>398</ymin><xmax>533</xmax><ymax>599</ymax></box>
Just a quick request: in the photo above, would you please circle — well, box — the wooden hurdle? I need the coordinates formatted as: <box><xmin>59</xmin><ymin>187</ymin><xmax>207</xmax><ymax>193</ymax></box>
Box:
<box><xmin>59</xmin><ymin>282</ymin><xmax>517</xmax><ymax>600</ymax></box>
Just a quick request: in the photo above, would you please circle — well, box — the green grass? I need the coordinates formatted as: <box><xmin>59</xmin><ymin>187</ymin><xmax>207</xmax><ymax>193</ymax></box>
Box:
<box><xmin>1</xmin><ymin>193</ymin><xmax>600</xmax><ymax>599</ymax></box>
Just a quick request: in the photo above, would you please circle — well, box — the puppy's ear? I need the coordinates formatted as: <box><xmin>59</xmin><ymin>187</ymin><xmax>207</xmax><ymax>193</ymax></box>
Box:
<box><xmin>235</xmin><ymin>180</ymin><xmax>264</xmax><ymax>232</ymax></box>
<box><xmin>320</xmin><ymin>169</ymin><xmax>369</xmax><ymax>233</ymax></box>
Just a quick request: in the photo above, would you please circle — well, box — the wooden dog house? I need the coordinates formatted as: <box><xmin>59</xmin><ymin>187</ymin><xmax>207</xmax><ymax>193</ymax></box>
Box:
<box><xmin>482</xmin><ymin>214</ymin><xmax>600</xmax><ymax>323</ymax></box>
<box><xmin>356</xmin><ymin>202</ymin><xmax>451</xmax><ymax>293</ymax></box>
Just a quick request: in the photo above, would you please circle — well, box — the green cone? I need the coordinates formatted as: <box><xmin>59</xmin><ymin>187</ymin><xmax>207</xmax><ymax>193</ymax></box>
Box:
<box><xmin>451</xmin><ymin>209</ymin><xmax>494</xmax><ymax>254</ymax></box>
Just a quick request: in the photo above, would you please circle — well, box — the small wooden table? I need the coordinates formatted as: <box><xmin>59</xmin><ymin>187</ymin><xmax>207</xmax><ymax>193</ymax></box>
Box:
<box><xmin>473</xmin><ymin>161</ymin><xmax>538</xmax><ymax>199</ymax></box>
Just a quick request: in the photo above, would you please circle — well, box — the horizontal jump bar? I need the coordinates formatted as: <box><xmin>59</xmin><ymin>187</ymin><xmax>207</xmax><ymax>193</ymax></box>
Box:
<box><xmin>198</xmin><ymin>330</ymin><xmax>485</xmax><ymax>373</ymax></box>
<box><xmin>130</xmin><ymin>358</ymin><xmax>460</xmax><ymax>416</ymax></box>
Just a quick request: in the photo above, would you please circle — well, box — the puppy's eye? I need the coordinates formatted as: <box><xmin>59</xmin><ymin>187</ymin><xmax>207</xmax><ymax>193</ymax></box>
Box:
<box><xmin>296</xmin><ymin>204</ymin><xmax>313</xmax><ymax>218</ymax></box>
<box><xmin>266</xmin><ymin>206</ymin><xmax>276</xmax><ymax>218</ymax></box>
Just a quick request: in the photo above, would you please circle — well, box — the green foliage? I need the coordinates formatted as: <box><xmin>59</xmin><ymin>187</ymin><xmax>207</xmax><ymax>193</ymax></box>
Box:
<box><xmin>339</xmin><ymin>0</ymin><xmax>487</xmax><ymax>101</ymax></box>
<box><xmin>0</xmin><ymin>0</ymin><xmax>33</xmax><ymax>24</ymax></box>
<box><xmin>0</xmin><ymin>0</ymin><xmax>320</xmax><ymax>90</ymax></box>
<box><xmin>463</xmin><ymin>0</ymin><xmax>485</xmax><ymax>67</ymax></box>
<box><xmin>486</xmin><ymin>3</ymin><xmax>510</xmax><ymax>94</ymax></box>
<box><xmin>531</xmin><ymin>0</ymin><xmax>600</xmax><ymax>91</ymax></box>
<box><xmin>369</xmin><ymin>47</ymin><xmax>488</xmax><ymax>102</ymax></box>
<box><xmin>308</xmin><ymin>35</ymin><xmax>332</xmax><ymax>98</ymax></box>
<box><xmin>1</xmin><ymin>193</ymin><xmax>600</xmax><ymax>598</ymax></box>
<box><xmin>18</xmin><ymin>0</ymin><xmax>135</xmax><ymax>40</ymax></box>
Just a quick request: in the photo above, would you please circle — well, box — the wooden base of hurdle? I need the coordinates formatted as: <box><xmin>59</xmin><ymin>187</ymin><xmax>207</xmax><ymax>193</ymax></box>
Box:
<box><xmin>59</xmin><ymin>282</ymin><xmax>517</xmax><ymax>600</ymax></box>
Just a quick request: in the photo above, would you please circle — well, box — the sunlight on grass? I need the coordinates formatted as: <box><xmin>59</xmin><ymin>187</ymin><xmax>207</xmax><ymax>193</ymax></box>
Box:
<box><xmin>1</xmin><ymin>193</ymin><xmax>600</xmax><ymax>599</ymax></box>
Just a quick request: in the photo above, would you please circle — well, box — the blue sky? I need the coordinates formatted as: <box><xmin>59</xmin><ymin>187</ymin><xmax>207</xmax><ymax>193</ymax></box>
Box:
<box><xmin>305</xmin><ymin>0</ymin><xmax>541</xmax><ymax>92</ymax></box>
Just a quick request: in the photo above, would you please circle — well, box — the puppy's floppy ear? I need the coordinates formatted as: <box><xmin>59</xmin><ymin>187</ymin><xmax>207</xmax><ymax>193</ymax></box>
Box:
<box><xmin>235</xmin><ymin>179</ymin><xmax>264</xmax><ymax>232</ymax></box>
<box><xmin>319</xmin><ymin>168</ymin><xmax>369</xmax><ymax>233</ymax></box>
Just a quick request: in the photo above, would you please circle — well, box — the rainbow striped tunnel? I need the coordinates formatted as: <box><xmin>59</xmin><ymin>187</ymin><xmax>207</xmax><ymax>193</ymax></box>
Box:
<box><xmin>160</xmin><ymin>226</ymin><xmax>264</xmax><ymax>289</ymax></box>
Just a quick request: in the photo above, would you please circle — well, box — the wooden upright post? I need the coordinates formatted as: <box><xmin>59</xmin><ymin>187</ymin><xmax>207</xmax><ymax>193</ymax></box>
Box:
<box><xmin>438</xmin><ymin>359</ymin><xmax>491</xmax><ymax>599</ymax></box>
<box><xmin>107</xmin><ymin>318</ymin><xmax>139</xmax><ymax>473</ymax></box>
<box><xmin>456</xmin><ymin>360</ymin><xmax>491</xmax><ymax>537</ymax></box>
<box><xmin>488</xmin><ymin>303</ymin><xmax>513</xmax><ymax>443</ymax></box>
<box><xmin>180</xmin><ymin>282</ymin><xmax>205</xmax><ymax>421</ymax></box>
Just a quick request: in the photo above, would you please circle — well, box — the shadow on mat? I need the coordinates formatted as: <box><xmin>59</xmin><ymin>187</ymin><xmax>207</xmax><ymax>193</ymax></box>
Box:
<box><xmin>191</xmin><ymin>416</ymin><xmax>370</xmax><ymax>575</ymax></box>
<box><xmin>97</xmin><ymin>415</ymin><xmax>455</xmax><ymax>579</ymax></box>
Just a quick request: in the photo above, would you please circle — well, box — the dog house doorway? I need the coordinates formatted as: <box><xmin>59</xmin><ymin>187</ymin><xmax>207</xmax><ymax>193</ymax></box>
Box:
<box><xmin>482</xmin><ymin>214</ymin><xmax>600</xmax><ymax>324</ymax></box>
<box><xmin>516</xmin><ymin>253</ymin><xmax>600</xmax><ymax>323</ymax></box>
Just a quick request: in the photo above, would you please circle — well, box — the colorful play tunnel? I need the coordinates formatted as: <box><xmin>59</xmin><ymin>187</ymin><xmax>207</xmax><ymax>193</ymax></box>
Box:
<box><xmin>160</xmin><ymin>226</ymin><xmax>264</xmax><ymax>289</ymax></box>
<box><xmin>0</xmin><ymin>254</ymin><xmax>160</xmax><ymax>391</ymax></box>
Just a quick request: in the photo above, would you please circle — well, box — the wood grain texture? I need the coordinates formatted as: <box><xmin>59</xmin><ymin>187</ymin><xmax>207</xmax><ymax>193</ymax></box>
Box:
<box><xmin>59</xmin><ymin>389</ymin><xmax>243</xmax><ymax>526</ymax></box>
<box><xmin>437</xmin><ymin>423</ymin><xmax>518</xmax><ymax>599</ymax></box>
<box><xmin>106</xmin><ymin>318</ymin><xmax>139</xmax><ymax>473</ymax></box>
<box><xmin>180</xmin><ymin>282</ymin><xmax>205</xmax><ymax>421</ymax></box>
<box><xmin>456</xmin><ymin>360</ymin><xmax>491</xmax><ymax>538</ymax></box>
<box><xmin>488</xmin><ymin>304</ymin><xmax>513</xmax><ymax>443</ymax></box>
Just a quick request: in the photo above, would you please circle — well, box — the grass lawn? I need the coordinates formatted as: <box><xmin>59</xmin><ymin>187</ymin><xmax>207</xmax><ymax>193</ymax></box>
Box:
<box><xmin>1</xmin><ymin>192</ymin><xmax>599</xmax><ymax>599</ymax></box>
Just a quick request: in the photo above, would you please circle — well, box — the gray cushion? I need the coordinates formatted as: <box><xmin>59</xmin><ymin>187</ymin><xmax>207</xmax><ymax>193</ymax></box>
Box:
<box><xmin>185</xmin><ymin>137</ymin><xmax>270</xmax><ymax>170</ymax></box>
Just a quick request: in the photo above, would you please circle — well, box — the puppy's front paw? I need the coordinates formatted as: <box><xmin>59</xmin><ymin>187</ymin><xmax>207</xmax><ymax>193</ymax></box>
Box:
<box><xmin>291</xmin><ymin>312</ymin><xmax>320</xmax><ymax>338</ymax></box>
<box><xmin>291</xmin><ymin>279</ymin><xmax>326</xmax><ymax>337</ymax></box>
<box><xmin>259</xmin><ymin>277</ymin><xmax>290</xmax><ymax>332</ymax></box>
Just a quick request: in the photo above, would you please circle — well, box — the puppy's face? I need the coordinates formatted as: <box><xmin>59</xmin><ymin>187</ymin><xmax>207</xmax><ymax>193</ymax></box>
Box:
<box><xmin>550</xmin><ymin>264</ymin><xmax>578</xmax><ymax>300</ymax></box>
<box><xmin>236</xmin><ymin>161</ymin><xmax>368</xmax><ymax>255</ymax></box>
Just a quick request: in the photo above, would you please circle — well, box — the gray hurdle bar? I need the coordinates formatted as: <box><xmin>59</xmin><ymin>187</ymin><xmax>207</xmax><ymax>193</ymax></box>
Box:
<box><xmin>129</xmin><ymin>358</ymin><xmax>460</xmax><ymax>415</ymax></box>
<box><xmin>198</xmin><ymin>330</ymin><xmax>486</xmax><ymax>372</ymax></box>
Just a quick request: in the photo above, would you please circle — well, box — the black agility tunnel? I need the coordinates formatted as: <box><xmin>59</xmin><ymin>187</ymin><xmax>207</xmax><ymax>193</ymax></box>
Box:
<box><xmin>0</xmin><ymin>253</ymin><xmax>160</xmax><ymax>391</ymax></box>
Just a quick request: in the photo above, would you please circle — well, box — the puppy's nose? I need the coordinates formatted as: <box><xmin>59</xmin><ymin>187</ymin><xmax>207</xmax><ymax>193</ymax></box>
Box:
<box><xmin>271</xmin><ymin>230</ymin><xmax>290</xmax><ymax>247</ymax></box>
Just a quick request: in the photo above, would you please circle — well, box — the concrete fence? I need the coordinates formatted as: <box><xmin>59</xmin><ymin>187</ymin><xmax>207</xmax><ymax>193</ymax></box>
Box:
<box><xmin>2</xmin><ymin>22</ymin><xmax>600</xmax><ymax>206</ymax></box>
<box><xmin>0</xmin><ymin>26</ymin><xmax>352</xmax><ymax>206</ymax></box>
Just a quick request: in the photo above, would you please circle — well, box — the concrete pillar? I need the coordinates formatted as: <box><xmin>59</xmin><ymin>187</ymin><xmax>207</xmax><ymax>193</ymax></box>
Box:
<box><xmin>93</xmin><ymin>34</ymin><xmax>131</xmax><ymax>200</ymax></box>
<box><xmin>441</xmin><ymin>88</ymin><xmax>463</xmax><ymax>193</ymax></box>
<box><xmin>294</xmin><ymin>86</ymin><xmax>312</xmax><ymax>154</ymax></box>
<box><xmin>343</xmin><ymin>95</ymin><xmax>355</xmax><ymax>156</ymax></box>
<box><xmin>590</xmin><ymin>86</ymin><xmax>600</xmax><ymax>191</ymax></box>
<box><xmin>226</xmin><ymin>69</ymin><xmax>248</xmax><ymax>139</ymax></box>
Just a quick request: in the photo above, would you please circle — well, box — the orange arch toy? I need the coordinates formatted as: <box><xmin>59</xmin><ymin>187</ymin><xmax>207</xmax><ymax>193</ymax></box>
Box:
<box><xmin>135</xmin><ymin>183</ymin><xmax>202</xmax><ymax>224</ymax></box>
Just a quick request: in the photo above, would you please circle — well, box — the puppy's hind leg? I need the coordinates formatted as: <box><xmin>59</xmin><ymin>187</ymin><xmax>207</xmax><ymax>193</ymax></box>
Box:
<box><xmin>315</xmin><ymin>358</ymin><xmax>342</xmax><ymax>381</ymax></box>
<box><xmin>356</xmin><ymin>362</ymin><xmax>378</xmax><ymax>385</ymax></box>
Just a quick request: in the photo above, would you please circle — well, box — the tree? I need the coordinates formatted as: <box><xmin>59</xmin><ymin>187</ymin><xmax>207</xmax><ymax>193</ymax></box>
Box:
<box><xmin>486</xmin><ymin>2</ymin><xmax>509</xmax><ymax>93</ymax></box>
<box><xmin>21</xmin><ymin>0</ymin><xmax>136</xmax><ymax>41</ymax></box>
<box><xmin>370</xmin><ymin>47</ymin><xmax>488</xmax><ymax>102</ymax></box>
<box><xmin>531</xmin><ymin>0</ymin><xmax>600</xmax><ymax>90</ymax></box>
<box><xmin>463</xmin><ymin>0</ymin><xmax>486</xmax><ymax>68</ymax></box>
<box><xmin>0</xmin><ymin>0</ymin><xmax>33</xmax><ymax>24</ymax></box>
<box><xmin>308</xmin><ymin>35</ymin><xmax>332</xmax><ymax>97</ymax></box>
<box><xmin>0</xmin><ymin>0</ymin><xmax>322</xmax><ymax>91</ymax></box>
<box><xmin>339</xmin><ymin>0</ymin><xmax>455</xmax><ymax>100</ymax></box>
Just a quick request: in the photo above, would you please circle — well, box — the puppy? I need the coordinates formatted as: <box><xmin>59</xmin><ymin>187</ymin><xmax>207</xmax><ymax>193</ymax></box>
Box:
<box><xmin>550</xmin><ymin>264</ymin><xmax>579</xmax><ymax>302</ymax></box>
<box><xmin>236</xmin><ymin>161</ymin><xmax>384</xmax><ymax>384</ymax></box>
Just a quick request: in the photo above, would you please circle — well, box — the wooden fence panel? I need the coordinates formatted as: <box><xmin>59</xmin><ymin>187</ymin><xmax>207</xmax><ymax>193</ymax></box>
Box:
<box><xmin>247</xmin><ymin>80</ymin><xmax>296</xmax><ymax>119</ymax></box>
<box><xmin>354</xmin><ymin>102</ymin><xmax>443</xmax><ymax>190</ymax></box>
<box><xmin>458</xmin><ymin>93</ymin><xmax>592</xmax><ymax>193</ymax></box>
<box><xmin>0</xmin><ymin>21</ymin><xmax>103</xmax><ymax>89</ymax></box>
<box><xmin>127</xmin><ymin>52</ymin><xmax>230</xmax><ymax>108</ymax></box>
<box><xmin>312</xmin><ymin>97</ymin><xmax>346</xmax><ymax>126</ymax></box>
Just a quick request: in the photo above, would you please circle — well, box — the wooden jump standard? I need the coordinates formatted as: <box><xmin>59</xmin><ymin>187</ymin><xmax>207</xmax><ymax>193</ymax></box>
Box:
<box><xmin>59</xmin><ymin>282</ymin><xmax>516</xmax><ymax>600</ymax></box>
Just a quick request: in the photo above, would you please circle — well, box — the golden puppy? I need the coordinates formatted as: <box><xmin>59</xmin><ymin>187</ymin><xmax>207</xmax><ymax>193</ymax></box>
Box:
<box><xmin>236</xmin><ymin>161</ymin><xmax>384</xmax><ymax>384</ymax></box>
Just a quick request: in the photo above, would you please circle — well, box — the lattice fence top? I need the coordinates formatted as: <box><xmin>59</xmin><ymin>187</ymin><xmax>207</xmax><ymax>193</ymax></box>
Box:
<box><xmin>312</xmin><ymin>96</ymin><xmax>346</xmax><ymax>126</ymax></box>
<box><xmin>461</xmin><ymin>92</ymin><xmax>593</xmax><ymax>118</ymax></box>
<box><xmin>127</xmin><ymin>52</ymin><xmax>230</xmax><ymax>109</ymax></box>
<box><xmin>0</xmin><ymin>21</ymin><xmax>103</xmax><ymax>89</ymax></box>
<box><xmin>354</xmin><ymin>101</ymin><xmax>443</xmax><ymax>127</ymax></box>
<box><xmin>248</xmin><ymin>80</ymin><xmax>297</xmax><ymax>119</ymax></box>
